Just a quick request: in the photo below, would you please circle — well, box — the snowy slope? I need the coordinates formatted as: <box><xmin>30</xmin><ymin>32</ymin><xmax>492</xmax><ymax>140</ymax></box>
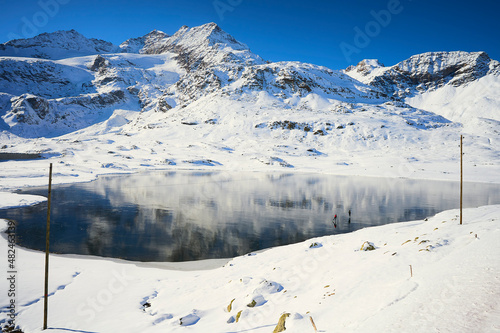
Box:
<box><xmin>406</xmin><ymin>74</ymin><xmax>500</xmax><ymax>123</ymax></box>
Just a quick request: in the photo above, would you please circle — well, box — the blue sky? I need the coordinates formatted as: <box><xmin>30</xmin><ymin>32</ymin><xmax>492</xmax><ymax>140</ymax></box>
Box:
<box><xmin>1</xmin><ymin>0</ymin><xmax>499</xmax><ymax>69</ymax></box>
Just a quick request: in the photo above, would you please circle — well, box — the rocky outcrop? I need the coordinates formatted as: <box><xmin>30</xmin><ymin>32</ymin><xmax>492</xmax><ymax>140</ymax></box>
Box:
<box><xmin>346</xmin><ymin>59</ymin><xmax>385</xmax><ymax>76</ymax></box>
<box><xmin>89</xmin><ymin>55</ymin><xmax>109</xmax><ymax>72</ymax></box>
<box><xmin>0</xmin><ymin>57</ymin><xmax>95</xmax><ymax>98</ymax></box>
<box><xmin>119</xmin><ymin>30</ymin><xmax>169</xmax><ymax>54</ymax></box>
<box><xmin>8</xmin><ymin>94</ymin><xmax>50</xmax><ymax>124</ymax></box>
<box><xmin>346</xmin><ymin>51</ymin><xmax>500</xmax><ymax>98</ymax></box>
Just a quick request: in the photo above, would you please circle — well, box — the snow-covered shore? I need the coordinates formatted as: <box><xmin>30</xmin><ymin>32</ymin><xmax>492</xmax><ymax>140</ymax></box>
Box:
<box><xmin>1</xmin><ymin>192</ymin><xmax>499</xmax><ymax>332</ymax></box>
<box><xmin>0</xmin><ymin>192</ymin><xmax>46</xmax><ymax>210</ymax></box>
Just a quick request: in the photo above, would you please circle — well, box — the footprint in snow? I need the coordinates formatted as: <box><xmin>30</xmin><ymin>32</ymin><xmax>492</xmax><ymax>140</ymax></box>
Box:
<box><xmin>254</xmin><ymin>279</ymin><xmax>284</xmax><ymax>294</ymax></box>
<box><xmin>4</xmin><ymin>271</ymin><xmax>82</xmax><ymax>310</ymax></box>
<box><xmin>180</xmin><ymin>313</ymin><xmax>200</xmax><ymax>326</ymax></box>
<box><xmin>141</xmin><ymin>291</ymin><xmax>159</xmax><ymax>314</ymax></box>
<box><xmin>153</xmin><ymin>313</ymin><xmax>173</xmax><ymax>325</ymax></box>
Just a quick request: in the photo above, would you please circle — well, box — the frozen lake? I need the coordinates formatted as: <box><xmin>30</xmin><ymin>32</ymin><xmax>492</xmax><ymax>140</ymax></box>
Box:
<box><xmin>2</xmin><ymin>171</ymin><xmax>500</xmax><ymax>262</ymax></box>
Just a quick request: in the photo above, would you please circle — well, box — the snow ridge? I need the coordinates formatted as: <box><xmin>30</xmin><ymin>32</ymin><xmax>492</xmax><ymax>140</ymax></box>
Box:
<box><xmin>346</xmin><ymin>51</ymin><xmax>500</xmax><ymax>98</ymax></box>
<box><xmin>0</xmin><ymin>29</ymin><xmax>119</xmax><ymax>59</ymax></box>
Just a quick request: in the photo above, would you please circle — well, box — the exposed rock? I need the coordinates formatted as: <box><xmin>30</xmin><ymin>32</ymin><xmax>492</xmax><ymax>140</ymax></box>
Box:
<box><xmin>346</xmin><ymin>59</ymin><xmax>385</xmax><ymax>76</ymax></box>
<box><xmin>89</xmin><ymin>55</ymin><xmax>109</xmax><ymax>72</ymax></box>
<box><xmin>360</xmin><ymin>241</ymin><xmax>376</xmax><ymax>251</ymax></box>
<box><xmin>119</xmin><ymin>30</ymin><xmax>169</xmax><ymax>54</ymax></box>
<box><xmin>9</xmin><ymin>94</ymin><xmax>50</xmax><ymax>124</ymax></box>
<box><xmin>273</xmin><ymin>313</ymin><xmax>290</xmax><ymax>333</ymax></box>
<box><xmin>156</xmin><ymin>97</ymin><xmax>172</xmax><ymax>112</ymax></box>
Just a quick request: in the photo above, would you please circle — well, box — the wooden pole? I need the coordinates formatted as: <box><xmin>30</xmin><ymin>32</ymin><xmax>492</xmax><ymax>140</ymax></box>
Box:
<box><xmin>309</xmin><ymin>316</ymin><xmax>318</xmax><ymax>332</ymax></box>
<box><xmin>43</xmin><ymin>163</ymin><xmax>53</xmax><ymax>330</ymax></box>
<box><xmin>460</xmin><ymin>135</ymin><xmax>463</xmax><ymax>225</ymax></box>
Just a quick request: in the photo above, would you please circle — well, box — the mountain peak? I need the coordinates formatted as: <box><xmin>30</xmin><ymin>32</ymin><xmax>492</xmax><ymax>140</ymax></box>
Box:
<box><xmin>392</xmin><ymin>51</ymin><xmax>497</xmax><ymax>88</ymax></box>
<box><xmin>397</xmin><ymin>51</ymin><xmax>492</xmax><ymax>74</ymax></box>
<box><xmin>199</xmin><ymin>22</ymin><xmax>220</xmax><ymax>30</ymax></box>
<box><xmin>346</xmin><ymin>59</ymin><xmax>385</xmax><ymax>75</ymax></box>
<box><xmin>188</xmin><ymin>22</ymin><xmax>222</xmax><ymax>34</ymax></box>
<box><xmin>138</xmin><ymin>23</ymin><xmax>264</xmax><ymax>70</ymax></box>
<box><xmin>146</xmin><ymin>29</ymin><xmax>167</xmax><ymax>37</ymax></box>
<box><xmin>0</xmin><ymin>29</ymin><xmax>118</xmax><ymax>59</ymax></box>
<box><xmin>164</xmin><ymin>22</ymin><xmax>244</xmax><ymax>50</ymax></box>
<box><xmin>6</xmin><ymin>29</ymin><xmax>83</xmax><ymax>44</ymax></box>
<box><xmin>120</xmin><ymin>30</ymin><xmax>169</xmax><ymax>53</ymax></box>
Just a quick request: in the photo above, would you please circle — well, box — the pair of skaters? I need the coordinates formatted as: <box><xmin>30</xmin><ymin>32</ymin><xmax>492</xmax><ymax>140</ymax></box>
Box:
<box><xmin>332</xmin><ymin>209</ymin><xmax>351</xmax><ymax>228</ymax></box>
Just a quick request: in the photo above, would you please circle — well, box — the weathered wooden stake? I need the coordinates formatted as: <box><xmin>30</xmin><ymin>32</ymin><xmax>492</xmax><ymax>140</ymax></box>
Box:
<box><xmin>309</xmin><ymin>316</ymin><xmax>318</xmax><ymax>332</ymax></box>
<box><xmin>460</xmin><ymin>135</ymin><xmax>463</xmax><ymax>225</ymax></box>
<box><xmin>43</xmin><ymin>163</ymin><xmax>52</xmax><ymax>330</ymax></box>
<box><xmin>409</xmin><ymin>265</ymin><xmax>413</xmax><ymax>278</ymax></box>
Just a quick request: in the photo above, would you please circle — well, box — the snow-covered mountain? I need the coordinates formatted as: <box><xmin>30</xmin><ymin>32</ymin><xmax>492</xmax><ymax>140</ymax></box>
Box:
<box><xmin>0</xmin><ymin>23</ymin><xmax>499</xmax><ymax>184</ymax></box>
<box><xmin>345</xmin><ymin>51</ymin><xmax>499</xmax><ymax>95</ymax></box>
<box><xmin>0</xmin><ymin>23</ymin><xmax>388</xmax><ymax>137</ymax></box>
<box><xmin>0</xmin><ymin>29</ymin><xmax>119</xmax><ymax>59</ymax></box>
<box><xmin>138</xmin><ymin>23</ymin><xmax>264</xmax><ymax>67</ymax></box>
<box><xmin>345</xmin><ymin>51</ymin><xmax>500</xmax><ymax>124</ymax></box>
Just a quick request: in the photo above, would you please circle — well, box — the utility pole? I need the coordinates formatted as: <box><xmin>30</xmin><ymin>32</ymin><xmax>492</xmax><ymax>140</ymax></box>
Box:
<box><xmin>43</xmin><ymin>163</ymin><xmax>53</xmax><ymax>330</ymax></box>
<box><xmin>460</xmin><ymin>135</ymin><xmax>463</xmax><ymax>225</ymax></box>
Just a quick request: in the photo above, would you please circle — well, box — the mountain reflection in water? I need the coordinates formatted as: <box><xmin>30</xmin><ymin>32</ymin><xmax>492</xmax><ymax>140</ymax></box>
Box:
<box><xmin>2</xmin><ymin>171</ymin><xmax>499</xmax><ymax>262</ymax></box>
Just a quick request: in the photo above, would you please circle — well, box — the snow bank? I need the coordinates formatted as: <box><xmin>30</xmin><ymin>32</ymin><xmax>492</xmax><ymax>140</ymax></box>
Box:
<box><xmin>0</xmin><ymin>192</ymin><xmax>46</xmax><ymax>210</ymax></box>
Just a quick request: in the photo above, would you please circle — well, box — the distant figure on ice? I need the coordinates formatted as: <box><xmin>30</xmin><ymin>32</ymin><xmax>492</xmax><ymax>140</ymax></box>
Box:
<box><xmin>348</xmin><ymin>209</ymin><xmax>351</xmax><ymax>223</ymax></box>
<box><xmin>332</xmin><ymin>214</ymin><xmax>338</xmax><ymax>228</ymax></box>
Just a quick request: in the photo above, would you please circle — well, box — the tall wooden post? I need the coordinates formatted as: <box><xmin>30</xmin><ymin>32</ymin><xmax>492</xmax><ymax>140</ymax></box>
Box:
<box><xmin>43</xmin><ymin>163</ymin><xmax>53</xmax><ymax>330</ymax></box>
<box><xmin>460</xmin><ymin>135</ymin><xmax>463</xmax><ymax>225</ymax></box>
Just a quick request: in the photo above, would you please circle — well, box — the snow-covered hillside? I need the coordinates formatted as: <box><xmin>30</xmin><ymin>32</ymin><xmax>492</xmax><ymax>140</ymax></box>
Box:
<box><xmin>0</xmin><ymin>23</ymin><xmax>499</xmax><ymax>185</ymax></box>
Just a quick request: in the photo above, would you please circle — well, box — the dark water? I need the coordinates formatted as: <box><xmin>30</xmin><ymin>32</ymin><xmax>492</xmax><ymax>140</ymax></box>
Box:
<box><xmin>2</xmin><ymin>171</ymin><xmax>499</xmax><ymax>262</ymax></box>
